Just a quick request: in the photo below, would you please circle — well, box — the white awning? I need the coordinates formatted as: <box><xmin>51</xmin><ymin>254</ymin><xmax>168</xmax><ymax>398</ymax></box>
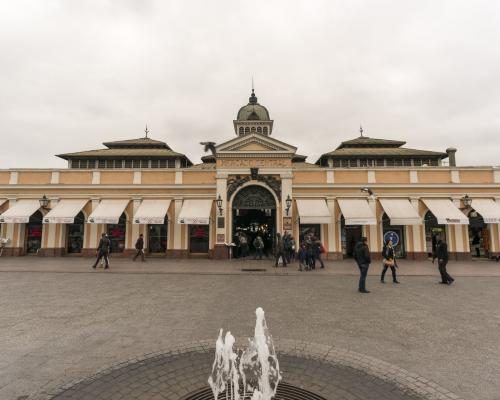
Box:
<box><xmin>337</xmin><ymin>199</ymin><xmax>377</xmax><ymax>225</ymax></box>
<box><xmin>178</xmin><ymin>199</ymin><xmax>212</xmax><ymax>225</ymax></box>
<box><xmin>422</xmin><ymin>198</ymin><xmax>468</xmax><ymax>224</ymax></box>
<box><xmin>133</xmin><ymin>199</ymin><xmax>171</xmax><ymax>224</ymax></box>
<box><xmin>296</xmin><ymin>199</ymin><xmax>332</xmax><ymax>224</ymax></box>
<box><xmin>88</xmin><ymin>199</ymin><xmax>129</xmax><ymax>224</ymax></box>
<box><xmin>471</xmin><ymin>198</ymin><xmax>500</xmax><ymax>223</ymax></box>
<box><xmin>43</xmin><ymin>199</ymin><xmax>88</xmax><ymax>224</ymax></box>
<box><xmin>379</xmin><ymin>198</ymin><xmax>422</xmax><ymax>225</ymax></box>
<box><xmin>0</xmin><ymin>199</ymin><xmax>41</xmax><ymax>223</ymax></box>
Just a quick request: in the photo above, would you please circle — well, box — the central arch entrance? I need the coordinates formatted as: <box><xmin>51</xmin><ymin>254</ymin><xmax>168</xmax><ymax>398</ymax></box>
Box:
<box><xmin>231</xmin><ymin>185</ymin><xmax>277</xmax><ymax>258</ymax></box>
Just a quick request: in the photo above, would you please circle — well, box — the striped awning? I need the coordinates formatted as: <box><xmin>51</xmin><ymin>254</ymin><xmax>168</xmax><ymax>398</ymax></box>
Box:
<box><xmin>337</xmin><ymin>199</ymin><xmax>377</xmax><ymax>225</ymax></box>
<box><xmin>296</xmin><ymin>199</ymin><xmax>332</xmax><ymax>224</ymax></box>
<box><xmin>43</xmin><ymin>199</ymin><xmax>88</xmax><ymax>224</ymax></box>
<box><xmin>178</xmin><ymin>200</ymin><xmax>212</xmax><ymax>225</ymax></box>
<box><xmin>422</xmin><ymin>199</ymin><xmax>468</xmax><ymax>225</ymax></box>
<box><xmin>133</xmin><ymin>199</ymin><xmax>171</xmax><ymax>224</ymax></box>
<box><xmin>470</xmin><ymin>198</ymin><xmax>500</xmax><ymax>223</ymax></box>
<box><xmin>0</xmin><ymin>199</ymin><xmax>41</xmax><ymax>223</ymax></box>
<box><xmin>379</xmin><ymin>198</ymin><xmax>422</xmax><ymax>225</ymax></box>
<box><xmin>88</xmin><ymin>199</ymin><xmax>129</xmax><ymax>224</ymax></box>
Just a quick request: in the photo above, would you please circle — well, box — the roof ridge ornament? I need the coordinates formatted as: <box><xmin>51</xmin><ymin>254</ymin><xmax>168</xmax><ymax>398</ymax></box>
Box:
<box><xmin>145</xmin><ymin>124</ymin><xmax>149</xmax><ymax>138</ymax></box>
<box><xmin>359</xmin><ymin>124</ymin><xmax>363</xmax><ymax>137</ymax></box>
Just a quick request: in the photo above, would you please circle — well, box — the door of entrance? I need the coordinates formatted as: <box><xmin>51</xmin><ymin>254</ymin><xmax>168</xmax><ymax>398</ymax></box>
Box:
<box><xmin>341</xmin><ymin>216</ymin><xmax>362</xmax><ymax>258</ymax></box>
<box><xmin>231</xmin><ymin>185</ymin><xmax>277</xmax><ymax>258</ymax></box>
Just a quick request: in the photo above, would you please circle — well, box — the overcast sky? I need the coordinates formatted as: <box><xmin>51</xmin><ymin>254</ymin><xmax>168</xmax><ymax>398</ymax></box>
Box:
<box><xmin>0</xmin><ymin>0</ymin><xmax>499</xmax><ymax>168</ymax></box>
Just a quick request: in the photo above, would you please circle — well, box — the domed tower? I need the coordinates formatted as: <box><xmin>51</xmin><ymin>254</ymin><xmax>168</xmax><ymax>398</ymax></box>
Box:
<box><xmin>233</xmin><ymin>89</ymin><xmax>274</xmax><ymax>136</ymax></box>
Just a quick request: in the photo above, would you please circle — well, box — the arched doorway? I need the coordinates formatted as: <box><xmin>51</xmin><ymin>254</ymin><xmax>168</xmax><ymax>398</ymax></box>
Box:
<box><xmin>468</xmin><ymin>211</ymin><xmax>489</xmax><ymax>258</ymax></box>
<box><xmin>424</xmin><ymin>211</ymin><xmax>446</xmax><ymax>257</ymax></box>
<box><xmin>340</xmin><ymin>215</ymin><xmax>362</xmax><ymax>258</ymax></box>
<box><xmin>25</xmin><ymin>210</ymin><xmax>43</xmax><ymax>254</ymax></box>
<box><xmin>232</xmin><ymin>185</ymin><xmax>277</xmax><ymax>257</ymax></box>
<box><xmin>107</xmin><ymin>212</ymin><xmax>126</xmax><ymax>253</ymax></box>
<box><xmin>67</xmin><ymin>212</ymin><xmax>85</xmax><ymax>254</ymax></box>
<box><xmin>382</xmin><ymin>213</ymin><xmax>406</xmax><ymax>258</ymax></box>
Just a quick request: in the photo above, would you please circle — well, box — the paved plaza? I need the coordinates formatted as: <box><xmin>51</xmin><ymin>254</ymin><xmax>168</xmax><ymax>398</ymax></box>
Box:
<box><xmin>0</xmin><ymin>257</ymin><xmax>499</xmax><ymax>399</ymax></box>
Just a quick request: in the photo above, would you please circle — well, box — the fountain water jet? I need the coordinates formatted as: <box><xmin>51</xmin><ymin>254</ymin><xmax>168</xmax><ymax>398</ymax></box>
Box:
<box><xmin>208</xmin><ymin>308</ymin><xmax>281</xmax><ymax>400</ymax></box>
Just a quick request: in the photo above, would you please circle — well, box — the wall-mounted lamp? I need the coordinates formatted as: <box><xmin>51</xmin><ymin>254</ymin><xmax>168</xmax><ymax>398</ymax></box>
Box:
<box><xmin>285</xmin><ymin>195</ymin><xmax>292</xmax><ymax>216</ymax></box>
<box><xmin>39</xmin><ymin>195</ymin><xmax>50</xmax><ymax>209</ymax></box>
<box><xmin>216</xmin><ymin>194</ymin><xmax>223</xmax><ymax>216</ymax></box>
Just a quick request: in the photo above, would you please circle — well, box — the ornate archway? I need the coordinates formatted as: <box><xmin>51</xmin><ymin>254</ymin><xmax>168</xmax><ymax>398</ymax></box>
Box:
<box><xmin>232</xmin><ymin>185</ymin><xmax>276</xmax><ymax>209</ymax></box>
<box><xmin>231</xmin><ymin>185</ymin><xmax>277</xmax><ymax>257</ymax></box>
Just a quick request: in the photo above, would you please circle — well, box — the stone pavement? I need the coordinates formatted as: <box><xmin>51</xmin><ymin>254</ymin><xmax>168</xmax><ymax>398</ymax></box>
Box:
<box><xmin>0</xmin><ymin>255</ymin><xmax>499</xmax><ymax>277</ymax></box>
<box><xmin>0</xmin><ymin>258</ymin><xmax>499</xmax><ymax>399</ymax></box>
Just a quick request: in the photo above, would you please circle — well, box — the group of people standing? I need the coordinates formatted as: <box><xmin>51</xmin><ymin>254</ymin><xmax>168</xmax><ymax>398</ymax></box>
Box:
<box><xmin>353</xmin><ymin>235</ymin><xmax>454</xmax><ymax>293</ymax></box>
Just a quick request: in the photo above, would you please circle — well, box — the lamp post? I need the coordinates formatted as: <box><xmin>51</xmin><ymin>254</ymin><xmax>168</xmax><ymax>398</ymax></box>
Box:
<box><xmin>285</xmin><ymin>195</ymin><xmax>292</xmax><ymax>216</ymax></box>
<box><xmin>216</xmin><ymin>194</ymin><xmax>223</xmax><ymax>216</ymax></box>
<box><xmin>39</xmin><ymin>195</ymin><xmax>50</xmax><ymax>210</ymax></box>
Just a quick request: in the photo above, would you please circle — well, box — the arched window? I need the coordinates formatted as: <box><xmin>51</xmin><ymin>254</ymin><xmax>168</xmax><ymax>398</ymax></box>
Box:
<box><xmin>257</xmin><ymin>127</ymin><xmax>262</xmax><ymax>134</ymax></box>
<box><xmin>107</xmin><ymin>213</ymin><xmax>127</xmax><ymax>253</ymax></box>
<box><xmin>244</xmin><ymin>127</ymin><xmax>250</xmax><ymax>134</ymax></box>
<box><xmin>251</xmin><ymin>127</ymin><xmax>256</xmax><ymax>133</ymax></box>
<box><xmin>263</xmin><ymin>127</ymin><xmax>268</xmax><ymax>135</ymax></box>
<box><xmin>239</xmin><ymin>127</ymin><xmax>244</xmax><ymax>135</ymax></box>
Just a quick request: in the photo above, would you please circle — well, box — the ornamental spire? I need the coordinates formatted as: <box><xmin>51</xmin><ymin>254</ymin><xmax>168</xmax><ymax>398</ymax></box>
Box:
<box><xmin>249</xmin><ymin>78</ymin><xmax>257</xmax><ymax>104</ymax></box>
<box><xmin>144</xmin><ymin>124</ymin><xmax>149</xmax><ymax>138</ymax></box>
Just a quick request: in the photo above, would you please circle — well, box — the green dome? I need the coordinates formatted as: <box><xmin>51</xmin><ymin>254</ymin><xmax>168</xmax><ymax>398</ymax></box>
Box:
<box><xmin>236</xmin><ymin>90</ymin><xmax>271</xmax><ymax>121</ymax></box>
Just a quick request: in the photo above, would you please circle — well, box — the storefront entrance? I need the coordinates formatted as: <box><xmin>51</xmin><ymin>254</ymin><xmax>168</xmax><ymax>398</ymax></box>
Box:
<box><xmin>231</xmin><ymin>185</ymin><xmax>277</xmax><ymax>257</ymax></box>
<box><xmin>67</xmin><ymin>212</ymin><xmax>85</xmax><ymax>254</ymax></box>
<box><xmin>25</xmin><ymin>210</ymin><xmax>43</xmax><ymax>255</ymax></box>
<box><xmin>424</xmin><ymin>211</ymin><xmax>446</xmax><ymax>257</ymax></box>
<box><xmin>468</xmin><ymin>212</ymin><xmax>489</xmax><ymax>258</ymax></box>
<box><xmin>382</xmin><ymin>213</ymin><xmax>406</xmax><ymax>258</ymax></box>
<box><xmin>341</xmin><ymin>216</ymin><xmax>362</xmax><ymax>258</ymax></box>
<box><xmin>149</xmin><ymin>220</ymin><xmax>168</xmax><ymax>253</ymax></box>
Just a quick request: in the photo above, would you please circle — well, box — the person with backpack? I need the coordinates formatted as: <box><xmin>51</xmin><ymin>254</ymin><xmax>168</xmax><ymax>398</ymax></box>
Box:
<box><xmin>133</xmin><ymin>233</ymin><xmax>145</xmax><ymax>262</ymax></box>
<box><xmin>381</xmin><ymin>239</ymin><xmax>399</xmax><ymax>283</ymax></box>
<box><xmin>92</xmin><ymin>233</ymin><xmax>110</xmax><ymax>269</ymax></box>
<box><xmin>436</xmin><ymin>236</ymin><xmax>454</xmax><ymax>285</ymax></box>
<box><xmin>253</xmin><ymin>235</ymin><xmax>264</xmax><ymax>260</ymax></box>
<box><xmin>353</xmin><ymin>237</ymin><xmax>371</xmax><ymax>293</ymax></box>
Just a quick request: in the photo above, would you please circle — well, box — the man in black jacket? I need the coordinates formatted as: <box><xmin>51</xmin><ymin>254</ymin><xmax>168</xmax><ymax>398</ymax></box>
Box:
<box><xmin>92</xmin><ymin>233</ymin><xmax>110</xmax><ymax>269</ymax></box>
<box><xmin>436</xmin><ymin>236</ymin><xmax>454</xmax><ymax>284</ymax></box>
<box><xmin>133</xmin><ymin>234</ymin><xmax>145</xmax><ymax>262</ymax></box>
<box><xmin>353</xmin><ymin>237</ymin><xmax>371</xmax><ymax>293</ymax></box>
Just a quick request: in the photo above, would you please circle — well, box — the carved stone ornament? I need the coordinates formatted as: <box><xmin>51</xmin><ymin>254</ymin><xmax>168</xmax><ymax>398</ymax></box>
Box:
<box><xmin>232</xmin><ymin>185</ymin><xmax>276</xmax><ymax>210</ymax></box>
<box><xmin>227</xmin><ymin>175</ymin><xmax>251</xmax><ymax>198</ymax></box>
<box><xmin>256</xmin><ymin>175</ymin><xmax>281</xmax><ymax>198</ymax></box>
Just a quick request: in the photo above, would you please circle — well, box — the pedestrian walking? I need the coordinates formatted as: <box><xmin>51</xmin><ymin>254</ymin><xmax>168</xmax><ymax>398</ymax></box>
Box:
<box><xmin>297</xmin><ymin>241</ymin><xmax>307</xmax><ymax>271</ymax></box>
<box><xmin>436</xmin><ymin>236</ymin><xmax>454</xmax><ymax>285</ymax></box>
<box><xmin>239</xmin><ymin>233</ymin><xmax>249</xmax><ymax>258</ymax></box>
<box><xmin>314</xmin><ymin>237</ymin><xmax>325</xmax><ymax>269</ymax></box>
<box><xmin>92</xmin><ymin>233</ymin><xmax>110</xmax><ymax>269</ymax></box>
<box><xmin>274</xmin><ymin>233</ymin><xmax>287</xmax><ymax>267</ymax></box>
<box><xmin>133</xmin><ymin>234</ymin><xmax>145</xmax><ymax>262</ymax></box>
<box><xmin>253</xmin><ymin>235</ymin><xmax>264</xmax><ymax>260</ymax></box>
<box><xmin>353</xmin><ymin>236</ymin><xmax>371</xmax><ymax>293</ymax></box>
<box><xmin>381</xmin><ymin>239</ymin><xmax>399</xmax><ymax>283</ymax></box>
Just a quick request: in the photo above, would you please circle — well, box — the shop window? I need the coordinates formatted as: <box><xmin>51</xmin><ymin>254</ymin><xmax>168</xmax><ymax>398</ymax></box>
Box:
<box><xmin>340</xmin><ymin>215</ymin><xmax>362</xmax><ymax>258</ymax></box>
<box><xmin>107</xmin><ymin>213</ymin><xmax>126</xmax><ymax>253</ymax></box>
<box><xmin>67</xmin><ymin>212</ymin><xmax>85</xmax><ymax>254</ymax></box>
<box><xmin>26</xmin><ymin>211</ymin><xmax>43</xmax><ymax>254</ymax></box>
<box><xmin>382</xmin><ymin>213</ymin><xmax>406</xmax><ymax>258</ymax></box>
<box><xmin>299</xmin><ymin>224</ymin><xmax>321</xmax><ymax>243</ymax></box>
<box><xmin>189</xmin><ymin>225</ymin><xmax>209</xmax><ymax>253</ymax></box>
<box><xmin>424</xmin><ymin>211</ymin><xmax>446</xmax><ymax>257</ymax></box>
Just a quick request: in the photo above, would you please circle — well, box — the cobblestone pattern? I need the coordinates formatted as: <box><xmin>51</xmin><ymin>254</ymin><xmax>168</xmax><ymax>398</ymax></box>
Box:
<box><xmin>36</xmin><ymin>340</ymin><xmax>464</xmax><ymax>400</ymax></box>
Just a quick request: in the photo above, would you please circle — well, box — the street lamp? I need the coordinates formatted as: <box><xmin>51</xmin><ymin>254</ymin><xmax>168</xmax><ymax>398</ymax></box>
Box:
<box><xmin>39</xmin><ymin>195</ymin><xmax>50</xmax><ymax>209</ymax></box>
<box><xmin>285</xmin><ymin>195</ymin><xmax>292</xmax><ymax>216</ymax></box>
<box><xmin>216</xmin><ymin>194</ymin><xmax>223</xmax><ymax>216</ymax></box>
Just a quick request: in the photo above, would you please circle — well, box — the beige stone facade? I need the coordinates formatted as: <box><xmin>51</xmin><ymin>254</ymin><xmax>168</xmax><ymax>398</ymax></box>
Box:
<box><xmin>1</xmin><ymin>91</ymin><xmax>500</xmax><ymax>261</ymax></box>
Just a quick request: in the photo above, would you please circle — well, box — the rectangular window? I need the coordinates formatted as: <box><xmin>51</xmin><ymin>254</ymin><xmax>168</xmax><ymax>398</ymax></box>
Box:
<box><xmin>414</xmin><ymin>159</ymin><xmax>422</xmax><ymax>166</ymax></box>
<box><xmin>349</xmin><ymin>159</ymin><xmax>358</xmax><ymax>168</ymax></box>
<box><xmin>430</xmin><ymin>159</ymin><xmax>439</xmax><ymax>166</ymax></box>
<box><xmin>98</xmin><ymin>160</ymin><xmax>106</xmax><ymax>169</ymax></box>
<box><xmin>376</xmin><ymin>159</ymin><xmax>384</xmax><ymax>167</ymax></box>
<box><xmin>150</xmin><ymin>160</ymin><xmax>159</xmax><ymax>168</ymax></box>
<box><xmin>360</xmin><ymin>159</ymin><xmax>368</xmax><ymax>167</ymax></box>
<box><xmin>140</xmin><ymin>160</ymin><xmax>149</xmax><ymax>169</ymax></box>
<box><xmin>332</xmin><ymin>159</ymin><xmax>341</xmax><ymax>168</ymax></box>
<box><xmin>403</xmin><ymin>159</ymin><xmax>411</xmax><ymax>166</ymax></box>
<box><xmin>132</xmin><ymin>160</ymin><xmax>140</xmax><ymax>169</ymax></box>
<box><xmin>124</xmin><ymin>160</ymin><xmax>133</xmax><ymax>169</ymax></box>
<box><xmin>386</xmin><ymin>159</ymin><xmax>395</xmax><ymax>167</ymax></box>
<box><xmin>167</xmin><ymin>159</ymin><xmax>176</xmax><ymax>168</ymax></box>
<box><xmin>394</xmin><ymin>159</ymin><xmax>403</xmax><ymax>166</ymax></box>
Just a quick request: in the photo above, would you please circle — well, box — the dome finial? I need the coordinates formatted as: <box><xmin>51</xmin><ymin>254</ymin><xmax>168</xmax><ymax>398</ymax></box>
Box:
<box><xmin>359</xmin><ymin>124</ymin><xmax>363</xmax><ymax>137</ymax></box>
<box><xmin>248</xmin><ymin>76</ymin><xmax>257</xmax><ymax>104</ymax></box>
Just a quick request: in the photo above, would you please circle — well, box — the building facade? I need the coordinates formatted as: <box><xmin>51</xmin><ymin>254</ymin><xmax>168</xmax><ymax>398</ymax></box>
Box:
<box><xmin>1</xmin><ymin>90</ymin><xmax>500</xmax><ymax>261</ymax></box>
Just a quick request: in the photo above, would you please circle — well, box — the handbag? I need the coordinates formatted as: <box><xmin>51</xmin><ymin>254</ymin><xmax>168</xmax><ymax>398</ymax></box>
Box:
<box><xmin>384</xmin><ymin>258</ymin><xmax>395</xmax><ymax>267</ymax></box>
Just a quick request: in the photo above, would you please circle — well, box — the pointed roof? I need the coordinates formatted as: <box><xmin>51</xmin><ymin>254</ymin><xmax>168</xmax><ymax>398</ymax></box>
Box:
<box><xmin>337</xmin><ymin>136</ymin><xmax>406</xmax><ymax>149</ymax></box>
<box><xmin>103</xmin><ymin>137</ymin><xmax>171</xmax><ymax>149</ymax></box>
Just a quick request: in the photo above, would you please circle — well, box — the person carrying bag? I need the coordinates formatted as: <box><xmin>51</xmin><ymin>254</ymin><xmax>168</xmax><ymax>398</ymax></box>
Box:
<box><xmin>381</xmin><ymin>239</ymin><xmax>400</xmax><ymax>284</ymax></box>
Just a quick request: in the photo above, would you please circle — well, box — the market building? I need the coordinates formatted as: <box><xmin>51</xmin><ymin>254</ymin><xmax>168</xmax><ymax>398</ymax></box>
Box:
<box><xmin>1</xmin><ymin>89</ymin><xmax>500</xmax><ymax>261</ymax></box>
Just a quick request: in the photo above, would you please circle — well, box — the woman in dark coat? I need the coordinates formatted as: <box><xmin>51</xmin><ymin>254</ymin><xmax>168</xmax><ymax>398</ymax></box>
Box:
<box><xmin>381</xmin><ymin>239</ymin><xmax>400</xmax><ymax>283</ymax></box>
